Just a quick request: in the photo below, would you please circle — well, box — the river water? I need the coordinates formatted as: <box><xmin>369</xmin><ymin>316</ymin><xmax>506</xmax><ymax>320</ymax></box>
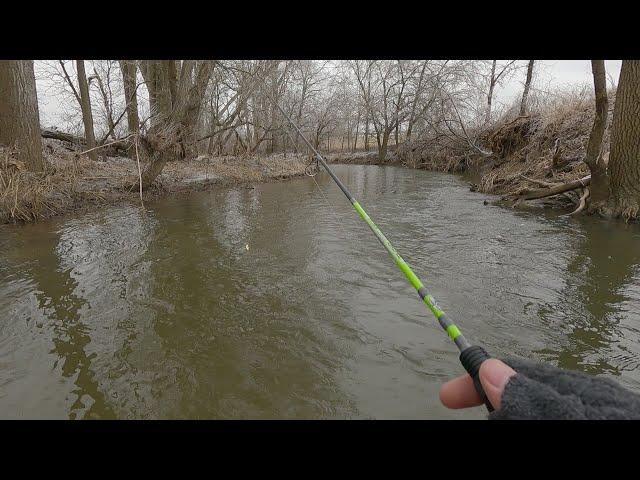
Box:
<box><xmin>2</xmin><ymin>165</ymin><xmax>640</xmax><ymax>419</ymax></box>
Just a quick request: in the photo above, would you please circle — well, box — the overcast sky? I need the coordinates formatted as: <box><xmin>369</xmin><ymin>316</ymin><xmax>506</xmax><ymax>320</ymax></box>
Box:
<box><xmin>35</xmin><ymin>60</ymin><xmax>623</xmax><ymax>129</ymax></box>
<box><xmin>500</xmin><ymin>60</ymin><xmax>622</xmax><ymax>98</ymax></box>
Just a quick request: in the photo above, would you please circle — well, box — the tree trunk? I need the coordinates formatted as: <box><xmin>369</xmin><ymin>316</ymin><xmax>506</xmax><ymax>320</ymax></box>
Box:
<box><xmin>364</xmin><ymin>115</ymin><xmax>370</xmax><ymax>151</ymax></box>
<box><xmin>485</xmin><ymin>60</ymin><xmax>497</xmax><ymax>124</ymax></box>
<box><xmin>608</xmin><ymin>60</ymin><xmax>640</xmax><ymax>219</ymax></box>
<box><xmin>139</xmin><ymin>60</ymin><xmax>174</xmax><ymax>126</ymax></box>
<box><xmin>519</xmin><ymin>60</ymin><xmax>535</xmax><ymax>116</ymax></box>
<box><xmin>378</xmin><ymin>130</ymin><xmax>390</xmax><ymax>163</ymax></box>
<box><xmin>138</xmin><ymin>60</ymin><xmax>212</xmax><ymax>187</ymax></box>
<box><xmin>119</xmin><ymin>60</ymin><xmax>140</xmax><ymax>135</ymax></box>
<box><xmin>584</xmin><ymin>60</ymin><xmax>610</xmax><ymax>212</ymax></box>
<box><xmin>207</xmin><ymin>121</ymin><xmax>216</xmax><ymax>155</ymax></box>
<box><xmin>353</xmin><ymin>111</ymin><xmax>360</xmax><ymax>152</ymax></box>
<box><xmin>89</xmin><ymin>72</ymin><xmax>117</xmax><ymax>141</ymax></box>
<box><xmin>166</xmin><ymin>60</ymin><xmax>178</xmax><ymax>108</ymax></box>
<box><xmin>0</xmin><ymin>60</ymin><xmax>44</xmax><ymax>171</ymax></box>
<box><xmin>76</xmin><ymin>60</ymin><xmax>97</xmax><ymax>161</ymax></box>
<box><xmin>346</xmin><ymin>119</ymin><xmax>351</xmax><ymax>152</ymax></box>
<box><xmin>172</xmin><ymin>60</ymin><xmax>213</xmax><ymax>158</ymax></box>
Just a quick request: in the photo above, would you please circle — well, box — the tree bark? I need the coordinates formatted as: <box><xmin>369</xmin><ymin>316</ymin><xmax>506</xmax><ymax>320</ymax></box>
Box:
<box><xmin>608</xmin><ymin>60</ymin><xmax>640</xmax><ymax>219</ymax></box>
<box><xmin>76</xmin><ymin>60</ymin><xmax>97</xmax><ymax>161</ymax></box>
<box><xmin>364</xmin><ymin>114</ymin><xmax>370</xmax><ymax>151</ymax></box>
<box><xmin>485</xmin><ymin>60</ymin><xmax>497</xmax><ymax>124</ymax></box>
<box><xmin>119</xmin><ymin>60</ymin><xmax>140</xmax><ymax>136</ymax></box>
<box><xmin>166</xmin><ymin>60</ymin><xmax>178</xmax><ymax>106</ymax></box>
<box><xmin>378</xmin><ymin>129</ymin><xmax>390</xmax><ymax>163</ymax></box>
<box><xmin>584</xmin><ymin>60</ymin><xmax>610</xmax><ymax>212</ymax></box>
<box><xmin>0</xmin><ymin>60</ymin><xmax>44</xmax><ymax>171</ymax></box>
<box><xmin>353</xmin><ymin>111</ymin><xmax>360</xmax><ymax>152</ymax></box>
<box><xmin>139</xmin><ymin>60</ymin><xmax>174</xmax><ymax>126</ymax></box>
<box><xmin>519</xmin><ymin>60</ymin><xmax>534</xmax><ymax>116</ymax></box>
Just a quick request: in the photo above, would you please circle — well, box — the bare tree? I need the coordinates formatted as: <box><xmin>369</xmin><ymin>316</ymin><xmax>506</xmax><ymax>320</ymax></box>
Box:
<box><xmin>351</xmin><ymin>60</ymin><xmax>412</xmax><ymax>162</ymax></box>
<box><xmin>87</xmin><ymin>62</ymin><xmax>118</xmax><ymax>141</ymax></box>
<box><xmin>289</xmin><ymin>60</ymin><xmax>325</xmax><ymax>152</ymax></box>
<box><xmin>519</xmin><ymin>60</ymin><xmax>535</xmax><ymax>116</ymax></box>
<box><xmin>137</xmin><ymin>60</ymin><xmax>213</xmax><ymax>186</ymax></box>
<box><xmin>0</xmin><ymin>60</ymin><xmax>44</xmax><ymax>171</ymax></box>
<box><xmin>485</xmin><ymin>60</ymin><xmax>518</xmax><ymax>123</ymax></box>
<box><xmin>351</xmin><ymin>62</ymin><xmax>374</xmax><ymax>151</ymax></box>
<box><xmin>76</xmin><ymin>60</ymin><xmax>97</xmax><ymax>161</ymax></box>
<box><xmin>119</xmin><ymin>60</ymin><xmax>140</xmax><ymax>136</ymax></box>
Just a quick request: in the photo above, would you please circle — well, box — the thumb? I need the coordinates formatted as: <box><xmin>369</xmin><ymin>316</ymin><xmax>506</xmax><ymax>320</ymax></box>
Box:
<box><xmin>479</xmin><ymin>359</ymin><xmax>517</xmax><ymax>410</ymax></box>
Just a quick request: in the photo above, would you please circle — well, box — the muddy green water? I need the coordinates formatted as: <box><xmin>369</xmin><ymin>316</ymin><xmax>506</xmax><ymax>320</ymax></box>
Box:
<box><xmin>2</xmin><ymin>165</ymin><xmax>640</xmax><ymax>419</ymax></box>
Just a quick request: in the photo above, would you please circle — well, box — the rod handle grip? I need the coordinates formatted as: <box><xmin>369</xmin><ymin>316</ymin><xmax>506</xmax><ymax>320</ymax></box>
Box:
<box><xmin>459</xmin><ymin>345</ymin><xmax>495</xmax><ymax>413</ymax></box>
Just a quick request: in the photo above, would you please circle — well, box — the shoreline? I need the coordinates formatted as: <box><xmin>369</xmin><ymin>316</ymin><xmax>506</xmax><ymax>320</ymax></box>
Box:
<box><xmin>1</xmin><ymin>140</ymin><xmax>310</xmax><ymax>226</ymax></box>
<box><xmin>325</xmin><ymin>147</ymin><xmax>582</xmax><ymax>214</ymax></box>
<box><xmin>0</xmin><ymin>138</ymin><xmax>606</xmax><ymax>227</ymax></box>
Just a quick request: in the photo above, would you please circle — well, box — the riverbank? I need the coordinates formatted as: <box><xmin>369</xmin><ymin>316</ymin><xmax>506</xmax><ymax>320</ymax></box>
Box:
<box><xmin>0</xmin><ymin>91</ymin><xmax>608</xmax><ymax>225</ymax></box>
<box><xmin>0</xmin><ymin>139</ymin><xmax>309</xmax><ymax>225</ymax></box>
<box><xmin>329</xmin><ymin>91</ymin><xmax>605</xmax><ymax>212</ymax></box>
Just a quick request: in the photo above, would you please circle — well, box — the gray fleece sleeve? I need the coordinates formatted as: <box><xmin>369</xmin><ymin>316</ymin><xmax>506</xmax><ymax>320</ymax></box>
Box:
<box><xmin>488</xmin><ymin>357</ymin><xmax>640</xmax><ymax>420</ymax></box>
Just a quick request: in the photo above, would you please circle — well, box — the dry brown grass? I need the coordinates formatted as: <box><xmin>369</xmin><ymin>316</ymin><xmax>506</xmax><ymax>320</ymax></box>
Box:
<box><xmin>1</xmin><ymin>140</ymin><xmax>309</xmax><ymax>225</ymax></box>
<box><xmin>0</xmin><ymin>146</ymin><xmax>76</xmax><ymax>223</ymax></box>
<box><xmin>389</xmin><ymin>90</ymin><xmax>613</xmax><ymax>207</ymax></box>
<box><xmin>325</xmin><ymin>151</ymin><xmax>383</xmax><ymax>165</ymax></box>
<box><xmin>476</xmin><ymin>91</ymin><xmax>611</xmax><ymax>198</ymax></box>
<box><xmin>159</xmin><ymin>153</ymin><xmax>308</xmax><ymax>185</ymax></box>
<box><xmin>394</xmin><ymin>134</ymin><xmax>482</xmax><ymax>174</ymax></box>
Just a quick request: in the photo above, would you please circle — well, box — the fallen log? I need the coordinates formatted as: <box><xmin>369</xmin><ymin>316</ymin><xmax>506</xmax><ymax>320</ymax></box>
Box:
<box><xmin>41</xmin><ymin>129</ymin><xmax>131</xmax><ymax>157</ymax></box>
<box><xmin>41</xmin><ymin>129</ymin><xmax>85</xmax><ymax>145</ymax></box>
<box><xmin>516</xmin><ymin>175</ymin><xmax>591</xmax><ymax>201</ymax></box>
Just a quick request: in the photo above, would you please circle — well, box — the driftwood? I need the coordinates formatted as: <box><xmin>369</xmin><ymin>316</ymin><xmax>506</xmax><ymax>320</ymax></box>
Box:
<box><xmin>516</xmin><ymin>175</ymin><xmax>591</xmax><ymax>201</ymax></box>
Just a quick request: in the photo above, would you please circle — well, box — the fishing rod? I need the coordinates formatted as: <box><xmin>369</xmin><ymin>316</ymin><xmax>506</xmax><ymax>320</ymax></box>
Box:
<box><xmin>271</xmin><ymin>99</ymin><xmax>495</xmax><ymax>413</ymax></box>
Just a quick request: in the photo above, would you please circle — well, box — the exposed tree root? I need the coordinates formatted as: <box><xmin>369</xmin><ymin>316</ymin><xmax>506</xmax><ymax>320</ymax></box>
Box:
<box><xmin>611</xmin><ymin>198</ymin><xmax>640</xmax><ymax>223</ymax></box>
<box><xmin>564</xmin><ymin>187</ymin><xmax>590</xmax><ymax>216</ymax></box>
<box><xmin>513</xmin><ymin>175</ymin><xmax>591</xmax><ymax>201</ymax></box>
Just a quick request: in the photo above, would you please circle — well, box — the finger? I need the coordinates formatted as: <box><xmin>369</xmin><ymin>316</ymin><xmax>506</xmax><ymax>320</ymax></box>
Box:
<box><xmin>439</xmin><ymin>373</ymin><xmax>484</xmax><ymax>409</ymax></box>
<box><xmin>479</xmin><ymin>359</ymin><xmax>517</xmax><ymax>410</ymax></box>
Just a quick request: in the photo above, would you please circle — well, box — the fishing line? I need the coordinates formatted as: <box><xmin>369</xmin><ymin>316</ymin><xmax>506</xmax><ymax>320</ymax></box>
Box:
<box><xmin>308</xmin><ymin>167</ymin><xmax>352</xmax><ymax>241</ymax></box>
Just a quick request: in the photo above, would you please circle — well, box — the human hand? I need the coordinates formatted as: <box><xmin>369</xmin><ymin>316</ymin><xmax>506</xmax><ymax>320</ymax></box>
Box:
<box><xmin>440</xmin><ymin>358</ymin><xmax>517</xmax><ymax>410</ymax></box>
